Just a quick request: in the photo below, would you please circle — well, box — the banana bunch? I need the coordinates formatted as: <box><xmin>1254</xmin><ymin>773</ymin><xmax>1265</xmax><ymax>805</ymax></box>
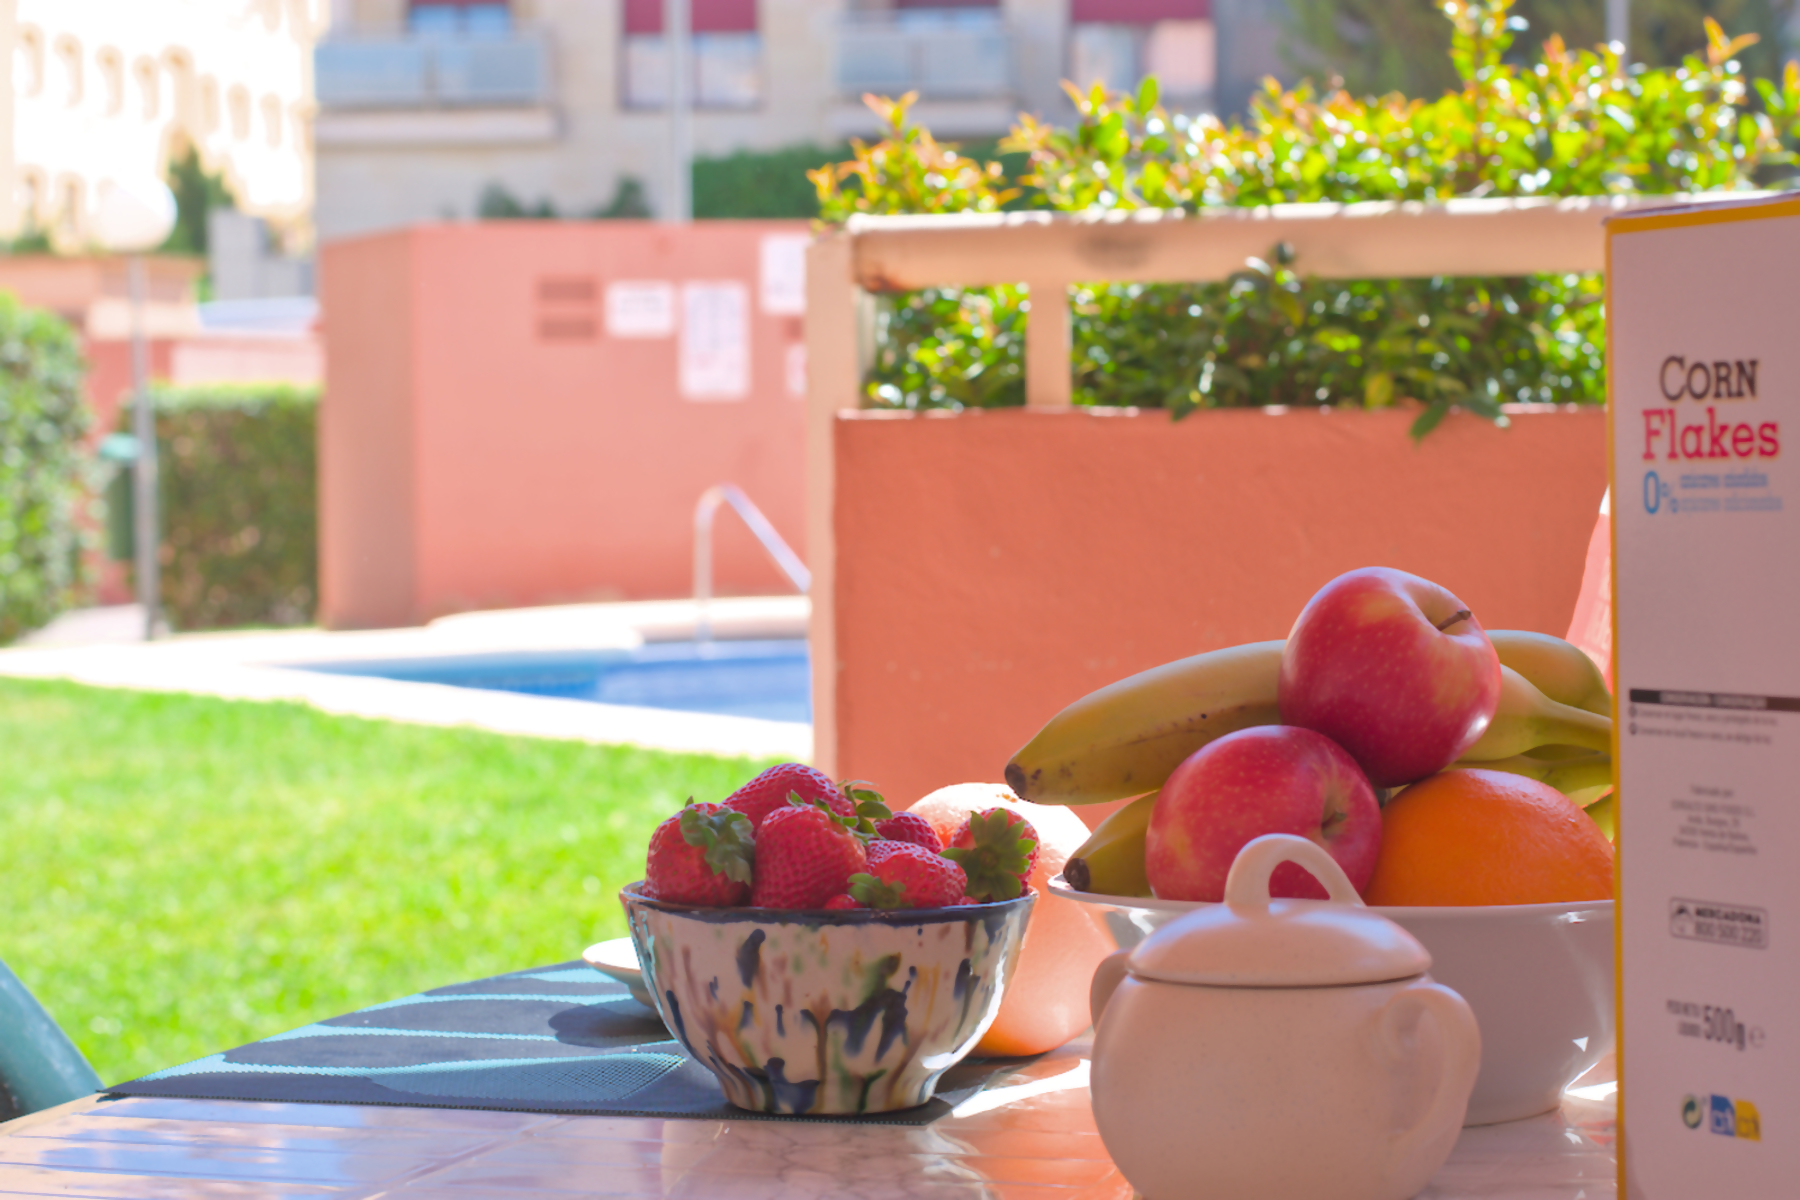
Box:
<box><xmin>1026</xmin><ymin>630</ymin><xmax>1617</xmax><ymax>895</ymax></box>
<box><xmin>1004</xmin><ymin>641</ymin><xmax>1283</xmax><ymax>808</ymax></box>
<box><xmin>1063</xmin><ymin>792</ymin><xmax>1157</xmax><ymax>897</ymax></box>
<box><xmin>1487</xmin><ymin>631</ymin><xmax>1612</xmax><ymax>717</ymax></box>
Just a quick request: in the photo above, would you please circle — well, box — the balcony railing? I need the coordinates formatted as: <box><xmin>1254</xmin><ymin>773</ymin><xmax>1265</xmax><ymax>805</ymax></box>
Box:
<box><xmin>835</xmin><ymin>15</ymin><xmax>1013</xmax><ymax>100</ymax></box>
<box><xmin>315</xmin><ymin>33</ymin><xmax>552</xmax><ymax>109</ymax></box>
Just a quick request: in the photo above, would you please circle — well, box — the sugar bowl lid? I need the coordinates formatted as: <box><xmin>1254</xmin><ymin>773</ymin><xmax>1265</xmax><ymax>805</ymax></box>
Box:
<box><xmin>1127</xmin><ymin>834</ymin><xmax>1432</xmax><ymax>988</ymax></box>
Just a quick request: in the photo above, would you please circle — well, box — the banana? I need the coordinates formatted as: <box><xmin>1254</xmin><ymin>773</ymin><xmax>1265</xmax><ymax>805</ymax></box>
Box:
<box><xmin>1452</xmin><ymin>748</ymin><xmax>1614</xmax><ymax>806</ymax></box>
<box><xmin>1063</xmin><ymin>792</ymin><xmax>1158</xmax><ymax>896</ymax></box>
<box><xmin>1459</xmin><ymin>665</ymin><xmax>1613</xmax><ymax>761</ymax></box>
<box><xmin>1585</xmin><ymin>791</ymin><xmax>1617</xmax><ymax>842</ymax></box>
<box><xmin>1487</xmin><ymin>630</ymin><xmax>1612</xmax><ymax>717</ymax></box>
<box><xmin>1005</xmin><ymin>641</ymin><xmax>1283</xmax><ymax>806</ymax></box>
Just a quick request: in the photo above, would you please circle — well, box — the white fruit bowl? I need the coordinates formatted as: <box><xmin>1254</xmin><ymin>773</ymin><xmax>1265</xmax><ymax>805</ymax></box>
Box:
<box><xmin>1050</xmin><ymin>876</ymin><xmax>1613</xmax><ymax>1126</ymax></box>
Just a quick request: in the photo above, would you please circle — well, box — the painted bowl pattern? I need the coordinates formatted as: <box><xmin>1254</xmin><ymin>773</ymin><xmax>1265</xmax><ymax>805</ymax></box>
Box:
<box><xmin>621</xmin><ymin>883</ymin><xmax>1034</xmax><ymax>1115</ymax></box>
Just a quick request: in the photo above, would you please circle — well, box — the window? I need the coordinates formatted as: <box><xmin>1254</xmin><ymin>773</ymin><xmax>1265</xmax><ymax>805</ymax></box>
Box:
<box><xmin>201</xmin><ymin>76</ymin><xmax>220</xmax><ymax>131</ymax></box>
<box><xmin>17</xmin><ymin>172</ymin><xmax>44</xmax><ymax>233</ymax></box>
<box><xmin>229</xmin><ymin>85</ymin><xmax>251</xmax><ymax>138</ymax></box>
<box><xmin>1070</xmin><ymin>0</ymin><xmax>1215</xmax><ymax>107</ymax></box>
<box><xmin>262</xmin><ymin>94</ymin><xmax>284</xmax><ymax>146</ymax></box>
<box><xmin>56</xmin><ymin>176</ymin><xmax>84</xmax><ymax>241</ymax></box>
<box><xmin>134</xmin><ymin>56</ymin><xmax>159</xmax><ymax>119</ymax></box>
<box><xmin>54</xmin><ymin>37</ymin><xmax>82</xmax><ymax>106</ymax></box>
<box><xmin>15</xmin><ymin>27</ymin><xmax>44</xmax><ymax>96</ymax></box>
<box><xmin>409</xmin><ymin>0</ymin><xmax>512</xmax><ymax>35</ymax></box>
<box><xmin>892</xmin><ymin>0</ymin><xmax>1000</xmax><ymax>15</ymax></box>
<box><xmin>97</xmin><ymin>48</ymin><xmax>123</xmax><ymax>114</ymax></box>
<box><xmin>622</xmin><ymin>0</ymin><xmax>762</xmax><ymax>110</ymax></box>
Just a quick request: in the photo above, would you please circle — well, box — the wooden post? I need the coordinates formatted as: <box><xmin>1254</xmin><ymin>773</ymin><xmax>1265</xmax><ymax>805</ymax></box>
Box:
<box><xmin>1024</xmin><ymin>278</ymin><xmax>1072</xmax><ymax>411</ymax></box>
<box><xmin>804</xmin><ymin>231</ymin><xmax>860</xmax><ymax>774</ymax></box>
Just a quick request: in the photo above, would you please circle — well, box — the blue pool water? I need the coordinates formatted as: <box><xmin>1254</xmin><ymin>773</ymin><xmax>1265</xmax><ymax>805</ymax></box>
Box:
<box><xmin>299</xmin><ymin>639</ymin><xmax>811</xmax><ymax>723</ymax></box>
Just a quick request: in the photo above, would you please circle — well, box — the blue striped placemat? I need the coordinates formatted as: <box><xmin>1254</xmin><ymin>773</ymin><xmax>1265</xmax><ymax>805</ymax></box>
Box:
<box><xmin>105</xmin><ymin>961</ymin><xmax>1023</xmax><ymax>1124</ymax></box>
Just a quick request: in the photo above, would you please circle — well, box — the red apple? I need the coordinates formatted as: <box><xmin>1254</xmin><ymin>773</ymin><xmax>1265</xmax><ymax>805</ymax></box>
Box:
<box><xmin>1278</xmin><ymin>567</ymin><xmax>1501</xmax><ymax>788</ymax></box>
<box><xmin>1145</xmin><ymin>726</ymin><xmax>1381</xmax><ymax>902</ymax></box>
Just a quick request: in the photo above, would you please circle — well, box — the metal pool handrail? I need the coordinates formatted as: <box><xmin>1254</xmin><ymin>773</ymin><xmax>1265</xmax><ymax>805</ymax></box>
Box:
<box><xmin>693</xmin><ymin>484</ymin><xmax>811</xmax><ymax>643</ymax></box>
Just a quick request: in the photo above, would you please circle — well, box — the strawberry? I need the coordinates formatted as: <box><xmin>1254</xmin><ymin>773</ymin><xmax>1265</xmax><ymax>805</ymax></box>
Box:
<box><xmin>723</xmin><ymin>763</ymin><xmax>848</xmax><ymax>829</ymax></box>
<box><xmin>943</xmin><ymin>808</ymin><xmax>1039</xmax><ymax>902</ymax></box>
<box><xmin>645</xmin><ymin>801</ymin><xmax>755</xmax><ymax>906</ymax></box>
<box><xmin>750</xmin><ymin>798</ymin><xmax>868</xmax><ymax>908</ymax></box>
<box><xmin>848</xmin><ymin>843</ymin><xmax>967</xmax><ymax>909</ymax></box>
<box><xmin>874</xmin><ymin>811</ymin><xmax>941</xmax><ymax>851</ymax></box>
<box><xmin>823</xmin><ymin>893</ymin><xmax>865</xmax><ymax>910</ymax></box>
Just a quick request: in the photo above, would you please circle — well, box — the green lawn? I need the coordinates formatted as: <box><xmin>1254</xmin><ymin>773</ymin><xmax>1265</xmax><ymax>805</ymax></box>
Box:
<box><xmin>0</xmin><ymin>678</ymin><xmax>775</xmax><ymax>1085</ymax></box>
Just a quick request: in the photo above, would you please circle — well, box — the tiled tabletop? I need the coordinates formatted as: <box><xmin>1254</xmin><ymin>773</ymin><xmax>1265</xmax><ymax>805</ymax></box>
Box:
<box><xmin>0</xmin><ymin>1039</ymin><xmax>1616</xmax><ymax>1199</ymax></box>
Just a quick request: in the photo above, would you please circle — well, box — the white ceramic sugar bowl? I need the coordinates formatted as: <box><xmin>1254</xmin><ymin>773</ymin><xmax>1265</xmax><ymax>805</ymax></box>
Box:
<box><xmin>1089</xmin><ymin>834</ymin><xmax>1481</xmax><ymax>1200</ymax></box>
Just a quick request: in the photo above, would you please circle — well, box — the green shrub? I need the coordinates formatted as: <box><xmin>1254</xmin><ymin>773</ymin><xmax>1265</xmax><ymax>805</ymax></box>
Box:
<box><xmin>816</xmin><ymin>1</ymin><xmax>1800</xmax><ymax>435</ymax></box>
<box><xmin>695</xmin><ymin>144</ymin><xmax>848</xmax><ymax>218</ymax></box>
<box><xmin>149</xmin><ymin>384</ymin><xmax>317</xmax><ymax>632</ymax></box>
<box><xmin>0</xmin><ymin>294</ymin><xmax>88</xmax><ymax>644</ymax></box>
<box><xmin>1281</xmin><ymin>0</ymin><xmax>1798</xmax><ymax>101</ymax></box>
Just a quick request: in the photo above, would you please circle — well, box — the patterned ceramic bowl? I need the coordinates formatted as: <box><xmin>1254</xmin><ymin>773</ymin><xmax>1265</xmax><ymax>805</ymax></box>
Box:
<box><xmin>621</xmin><ymin>882</ymin><xmax>1035</xmax><ymax>1115</ymax></box>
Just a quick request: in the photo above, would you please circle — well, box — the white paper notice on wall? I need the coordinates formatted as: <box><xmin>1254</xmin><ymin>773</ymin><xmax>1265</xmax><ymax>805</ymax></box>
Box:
<box><xmin>680</xmin><ymin>282</ymin><xmax>750</xmax><ymax>400</ymax></box>
<box><xmin>1609</xmin><ymin>193</ymin><xmax>1800</xmax><ymax>1200</ymax></box>
<box><xmin>605</xmin><ymin>281</ymin><xmax>676</xmax><ymax>338</ymax></box>
<box><xmin>759</xmin><ymin>233</ymin><xmax>809</xmax><ymax>315</ymax></box>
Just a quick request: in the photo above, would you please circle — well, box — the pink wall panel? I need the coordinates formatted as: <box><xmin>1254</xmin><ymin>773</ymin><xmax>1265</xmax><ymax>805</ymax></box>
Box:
<box><xmin>321</xmin><ymin>221</ymin><xmax>809</xmax><ymax>628</ymax></box>
<box><xmin>830</xmin><ymin>405</ymin><xmax>1609</xmax><ymax>813</ymax></box>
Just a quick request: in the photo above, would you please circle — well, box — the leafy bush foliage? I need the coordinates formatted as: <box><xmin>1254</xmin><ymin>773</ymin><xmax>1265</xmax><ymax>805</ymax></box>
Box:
<box><xmin>695</xmin><ymin>144</ymin><xmax>848</xmax><ymax>218</ymax></box>
<box><xmin>816</xmin><ymin>0</ymin><xmax>1800</xmax><ymax>434</ymax></box>
<box><xmin>1282</xmin><ymin>0</ymin><xmax>1797</xmax><ymax>102</ymax></box>
<box><xmin>151</xmin><ymin>385</ymin><xmax>317</xmax><ymax>632</ymax></box>
<box><xmin>0</xmin><ymin>294</ymin><xmax>87</xmax><ymax>644</ymax></box>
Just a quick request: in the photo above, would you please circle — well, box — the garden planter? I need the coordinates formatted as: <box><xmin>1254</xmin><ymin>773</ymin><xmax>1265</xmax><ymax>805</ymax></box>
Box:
<box><xmin>820</xmin><ymin>404</ymin><xmax>1606</xmax><ymax>818</ymax></box>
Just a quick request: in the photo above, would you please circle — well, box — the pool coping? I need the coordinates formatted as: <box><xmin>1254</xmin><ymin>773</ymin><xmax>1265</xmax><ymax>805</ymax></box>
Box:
<box><xmin>0</xmin><ymin>598</ymin><xmax>813</xmax><ymax>763</ymax></box>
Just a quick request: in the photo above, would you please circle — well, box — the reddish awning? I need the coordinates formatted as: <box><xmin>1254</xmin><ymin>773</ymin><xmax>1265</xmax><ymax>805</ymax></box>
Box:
<box><xmin>623</xmin><ymin>0</ymin><xmax>759</xmax><ymax>34</ymax></box>
<box><xmin>1071</xmin><ymin>0</ymin><xmax>1211</xmax><ymax>21</ymax></box>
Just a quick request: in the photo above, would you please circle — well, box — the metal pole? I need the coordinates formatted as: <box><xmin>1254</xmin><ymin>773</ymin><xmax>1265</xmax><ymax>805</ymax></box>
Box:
<box><xmin>129</xmin><ymin>254</ymin><xmax>159</xmax><ymax>641</ymax></box>
<box><xmin>693</xmin><ymin>483</ymin><xmax>813</xmax><ymax>644</ymax></box>
<box><xmin>666</xmin><ymin>0</ymin><xmax>691</xmax><ymax>223</ymax></box>
<box><xmin>1606</xmin><ymin>0</ymin><xmax>1629</xmax><ymax>59</ymax></box>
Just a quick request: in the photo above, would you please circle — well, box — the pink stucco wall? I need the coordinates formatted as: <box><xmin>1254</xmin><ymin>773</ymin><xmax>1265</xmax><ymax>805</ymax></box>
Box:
<box><xmin>320</xmin><ymin>221</ymin><xmax>811</xmax><ymax>628</ymax></box>
<box><xmin>829</xmin><ymin>404</ymin><xmax>1609</xmax><ymax>815</ymax></box>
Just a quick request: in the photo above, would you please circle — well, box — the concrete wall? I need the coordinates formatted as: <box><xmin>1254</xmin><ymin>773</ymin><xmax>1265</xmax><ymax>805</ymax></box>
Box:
<box><xmin>827</xmin><ymin>404</ymin><xmax>1608</xmax><ymax>811</ymax></box>
<box><xmin>314</xmin><ymin>0</ymin><xmax>1253</xmax><ymax>240</ymax></box>
<box><xmin>320</xmin><ymin>219</ymin><xmax>812</xmax><ymax>628</ymax></box>
<box><xmin>319</xmin><ymin>0</ymin><xmax>865</xmax><ymax>239</ymax></box>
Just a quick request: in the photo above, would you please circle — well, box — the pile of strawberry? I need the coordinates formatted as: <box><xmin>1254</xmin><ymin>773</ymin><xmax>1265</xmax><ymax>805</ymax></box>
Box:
<box><xmin>644</xmin><ymin>763</ymin><xmax>1040</xmax><ymax>911</ymax></box>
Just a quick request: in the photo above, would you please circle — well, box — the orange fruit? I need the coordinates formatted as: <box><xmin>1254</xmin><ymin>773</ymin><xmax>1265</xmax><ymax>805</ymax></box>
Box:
<box><xmin>1363</xmin><ymin>768</ymin><xmax>1615</xmax><ymax>906</ymax></box>
<box><xmin>908</xmin><ymin>783</ymin><xmax>1116</xmax><ymax>1056</ymax></box>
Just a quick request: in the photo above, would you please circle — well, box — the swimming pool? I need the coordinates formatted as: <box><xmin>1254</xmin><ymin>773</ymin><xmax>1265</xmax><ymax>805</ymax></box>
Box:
<box><xmin>298</xmin><ymin>638</ymin><xmax>810</xmax><ymax>724</ymax></box>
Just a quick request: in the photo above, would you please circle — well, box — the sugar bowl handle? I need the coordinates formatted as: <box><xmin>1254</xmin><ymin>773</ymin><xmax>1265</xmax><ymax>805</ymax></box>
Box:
<box><xmin>1380</xmin><ymin>981</ymin><xmax>1482</xmax><ymax>1179</ymax></box>
<box><xmin>1223</xmin><ymin>833</ymin><xmax>1364</xmax><ymax>908</ymax></box>
<box><xmin>1090</xmin><ymin>950</ymin><xmax>1132</xmax><ymax>1026</ymax></box>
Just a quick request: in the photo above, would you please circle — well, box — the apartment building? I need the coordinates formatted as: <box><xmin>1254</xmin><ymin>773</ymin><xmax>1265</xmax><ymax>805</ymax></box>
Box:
<box><xmin>1</xmin><ymin>0</ymin><xmax>321</xmax><ymax>247</ymax></box>
<box><xmin>315</xmin><ymin>0</ymin><xmax>1288</xmax><ymax>239</ymax></box>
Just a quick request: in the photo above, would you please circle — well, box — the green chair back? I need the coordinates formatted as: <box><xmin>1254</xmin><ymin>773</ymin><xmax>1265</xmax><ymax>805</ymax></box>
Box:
<box><xmin>0</xmin><ymin>958</ymin><xmax>102</xmax><ymax>1121</ymax></box>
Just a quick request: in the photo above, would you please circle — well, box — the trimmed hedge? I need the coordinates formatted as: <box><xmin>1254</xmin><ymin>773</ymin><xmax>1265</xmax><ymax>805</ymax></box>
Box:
<box><xmin>149</xmin><ymin>384</ymin><xmax>317</xmax><ymax>631</ymax></box>
<box><xmin>0</xmin><ymin>293</ymin><xmax>88</xmax><ymax>645</ymax></box>
<box><xmin>694</xmin><ymin>144</ymin><xmax>845</xmax><ymax>219</ymax></box>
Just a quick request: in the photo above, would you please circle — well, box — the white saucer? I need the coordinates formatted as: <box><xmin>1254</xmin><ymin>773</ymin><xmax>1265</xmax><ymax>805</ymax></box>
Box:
<box><xmin>582</xmin><ymin>936</ymin><xmax>656</xmax><ymax>1009</ymax></box>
